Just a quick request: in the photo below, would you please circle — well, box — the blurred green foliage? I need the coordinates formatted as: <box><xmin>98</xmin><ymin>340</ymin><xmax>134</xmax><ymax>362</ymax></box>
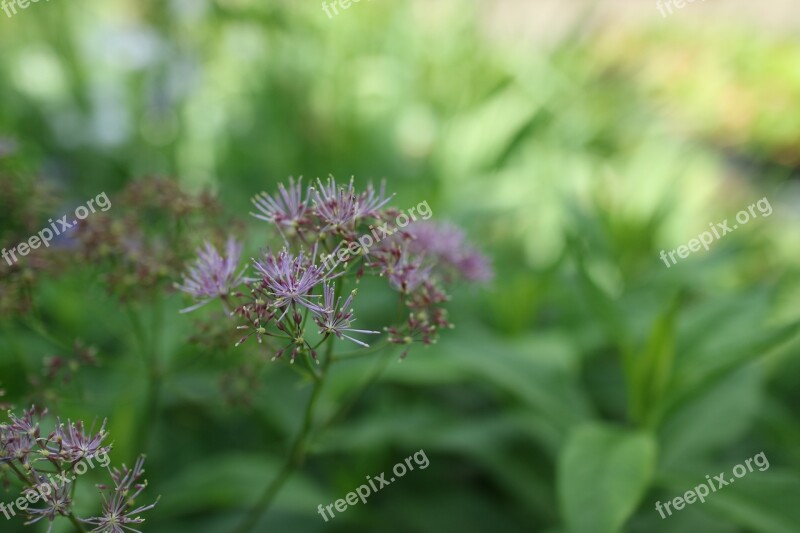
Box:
<box><xmin>1</xmin><ymin>1</ymin><xmax>800</xmax><ymax>532</ymax></box>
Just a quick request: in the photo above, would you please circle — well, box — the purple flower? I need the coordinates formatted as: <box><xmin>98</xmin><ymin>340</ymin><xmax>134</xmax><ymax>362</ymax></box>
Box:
<box><xmin>357</xmin><ymin>181</ymin><xmax>394</xmax><ymax>219</ymax></box>
<box><xmin>250</xmin><ymin>176</ymin><xmax>310</xmax><ymax>232</ymax></box>
<box><xmin>49</xmin><ymin>418</ymin><xmax>110</xmax><ymax>462</ymax></box>
<box><xmin>5</xmin><ymin>406</ymin><xmax>43</xmax><ymax>437</ymax></box>
<box><xmin>2</xmin><ymin>406</ymin><xmax>44</xmax><ymax>466</ymax></box>
<box><xmin>312</xmin><ymin>282</ymin><xmax>379</xmax><ymax>347</ymax></box>
<box><xmin>371</xmin><ymin>243</ymin><xmax>432</xmax><ymax>293</ymax></box>
<box><xmin>24</xmin><ymin>476</ymin><xmax>73</xmax><ymax>532</ymax></box>
<box><xmin>176</xmin><ymin>237</ymin><xmax>246</xmax><ymax>313</ymax></box>
<box><xmin>4</xmin><ymin>432</ymin><xmax>36</xmax><ymax>465</ymax></box>
<box><xmin>311</xmin><ymin>176</ymin><xmax>360</xmax><ymax>233</ymax></box>
<box><xmin>81</xmin><ymin>455</ymin><xmax>159</xmax><ymax>533</ymax></box>
<box><xmin>233</xmin><ymin>299</ymin><xmax>276</xmax><ymax>347</ymax></box>
<box><xmin>406</xmin><ymin>222</ymin><xmax>493</xmax><ymax>282</ymax></box>
<box><xmin>252</xmin><ymin>248</ymin><xmax>327</xmax><ymax>319</ymax></box>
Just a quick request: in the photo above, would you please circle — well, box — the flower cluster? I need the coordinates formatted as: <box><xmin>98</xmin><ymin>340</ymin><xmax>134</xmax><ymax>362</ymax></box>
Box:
<box><xmin>0</xmin><ymin>170</ymin><xmax>62</xmax><ymax>316</ymax></box>
<box><xmin>77</xmin><ymin>177</ymin><xmax>239</xmax><ymax>301</ymax></box>
<box><xmin>175</xmin><ymin>237</ymin><xmax>246</xmax><ymax>313</ymax></box>
<box><xmin>81</xmin><ymin>456</ymin><xmax>160</xmax><ymax>533</ymax></box>
<box><xmin>0</xmin><ymin>407</ymin><xmax>157</xmax><ymax>532</ymax></box>
<box><xmin>177</xmin><ymin>176</ymin><xmax>491</xmax><ymax>361</ymax></box>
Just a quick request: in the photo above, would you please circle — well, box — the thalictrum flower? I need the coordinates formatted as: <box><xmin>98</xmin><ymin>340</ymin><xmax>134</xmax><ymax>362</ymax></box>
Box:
<box><xmin>49</xmin><ymin>418</ymin><xmax>110</xmax><ymax>462</ymax></box>
<box><xmin>406</xmin><ymin>222</ymin><xmax>493</xmax><ymax>282</ymax></box>
<box><xmin>81</xmin><ymin>455</ymin><xmax>159</xmax><ymax>533</ymax></box>
<box><xmin>356</xmin><ymin>180</ymin><xmax>394</xmax><ymax>219</ymax></box>
<box><xmin>250</xmin><ymin>176</ymin><xmax>310</xmax><ymax>233</ymax></box>
<box><xmin>176</xmin><ymin>237</ymin><xmax>246</xmax><ymax>313</ymax></box>
<box><xmin>313</xmin><ymin>282</ymin><xmax>379</xmax><ymax>347</ymax></box>
<box><xmin>252</xmin><ymin>248</ymin><xmax>327</xmax><ymax>319</ymax></box>
<box><xmin>311</xmin><ymin>176</ymin><xmax>360</xmax><ymax>234</ymax></box>
<box><xmin>24</xmin><ymin>477</ymin><xmax>73</xmax><ymax>533</ymax></box>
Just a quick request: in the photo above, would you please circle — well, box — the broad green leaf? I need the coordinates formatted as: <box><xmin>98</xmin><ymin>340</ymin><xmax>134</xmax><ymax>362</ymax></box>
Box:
<box><xmin>558</xmin><ymin>423</ymin><xmax>657</xmax><ymax>533</ymax></box>
<box><xmin>658</xmin><ymin>366</ymin><xmax>762</xmax><ymax>469</ymax></box>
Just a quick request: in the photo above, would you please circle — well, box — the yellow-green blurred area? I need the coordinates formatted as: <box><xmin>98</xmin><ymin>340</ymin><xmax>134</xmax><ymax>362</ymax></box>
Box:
<box><xmin>2</xmin><ymin>1</ymin><xmax>800</xmax><ymax>532</ymax></box>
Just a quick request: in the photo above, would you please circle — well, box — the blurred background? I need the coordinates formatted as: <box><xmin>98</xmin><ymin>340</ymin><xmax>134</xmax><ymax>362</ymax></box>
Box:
<box><xmin>2</xmin><ymin>0</ymin><xmax>800</xmax><ymax>531</ymax></box>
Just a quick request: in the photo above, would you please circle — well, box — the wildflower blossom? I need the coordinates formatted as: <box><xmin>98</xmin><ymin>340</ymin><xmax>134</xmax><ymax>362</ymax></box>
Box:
<box><xmin>250</xmin><ymin>176</ymin><xmax>310</xmax><ymax>233</ymax></box>
<box><xmin>313</xmin><ymin>282</ymin><xmax>379</xmax><ymax>347</ymax></box>
<box><xmin>0</xmin><ymin>408</ymin><xmax>156</xmax><ymax>532</ymax></box>
<box><xmin>183</xmin><ymin>176</ymin><xmax>490</xmax><ymax>362</ymax></box>
<box><xmin>311</xmin><ymin>176</ymin><xmax>360</xmax><ymax>234</ymax></box>
<box><xmin>251</xmin><ymin>248</ymin><xmax>327</xmax><ymax>318</ymax></box>
<box><xmin>176</xmin><ymin>237</ymin><xmax>246</xmax><ymax>313</ymax></box>
<box><xmin>49</xmin><ymin>418</ymin><xmax>110</xmax><ymax>462</ymax></box>
<box><xmin>81</xmin><ymin>455</ymin><xmax>159</xmax><ymax>533</ymax></box>
<box><xmin>356</xmin><ymin>180</ymin><xmax>394</xmax><ymax>219</ymax></box>
<box><xmin>370</xmin><ymin>242</ymin><xmax>432</xmax><ymax>293</ymax></box>
<box><xmin>24</xmin><ymin>478</ymin><xmax>72</xmax><ymax>531</ymax></box>
<box><xmin>406</xmin><ymin>222</ymin><xmax>493</xmax><ymax>282</ymax></box>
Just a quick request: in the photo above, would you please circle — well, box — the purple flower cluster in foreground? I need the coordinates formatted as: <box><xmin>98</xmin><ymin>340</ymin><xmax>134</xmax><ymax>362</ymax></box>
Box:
<box><xmin>0</xmin><ymin>407</ymin><xmax>158</xmax><ymax>533</ymax></box>
<box><xmin>177</xmin><ymin>176</ymin><xmax>491</xmax><ymax>360</ymax></box>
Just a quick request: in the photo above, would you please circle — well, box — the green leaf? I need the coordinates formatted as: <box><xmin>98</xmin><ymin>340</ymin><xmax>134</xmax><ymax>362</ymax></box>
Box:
<box><xmin>558</xmin><ymin>423</ymin><xmax>657</xmax><ymax>533</ymax></box>
<box><xmin>662</xmin><ymin>469</ymin><xmax>800</xmax><ymax>533</ymax></box>
<box><xmin>658</xmin><ymin>365</ymin><xmax>762</xmax><ymax>469</ymax></box>
<box><xmin>631</xmin><ymin>294</ymin><xmax>681</xmax><ymax>425</ymax></box>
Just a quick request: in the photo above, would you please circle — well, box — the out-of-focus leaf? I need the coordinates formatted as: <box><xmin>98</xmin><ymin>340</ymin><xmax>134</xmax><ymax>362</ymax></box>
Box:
<box><xmin>558</xmin><ymin>423</ymin><xmax>657</xmax><ymax>533</ymax></box>
<box><xmin>156</xmin><ymin>454</ymin><xmax>325</xmax><ymax>517</ymax></box>
<box><xmin>661</xmin><ymin>469</ymin><xmax>800</xmax><ymax>533</ymax></box>
<box><xmin>658</xmin><ymin>365</ymin><xmax>762</xmax><ymax>469</ymax></box>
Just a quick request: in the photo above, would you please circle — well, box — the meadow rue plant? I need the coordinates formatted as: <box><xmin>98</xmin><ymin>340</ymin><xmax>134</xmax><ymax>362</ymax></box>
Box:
<box><xmin>0</xmin><ymin>407</ymin><xmax>157</xmax><ymax>533</ymax></box>
<box><xmin>176</xmin><ymin>176</ymin><xmax>491</xmax><ymax>531</ymax></box>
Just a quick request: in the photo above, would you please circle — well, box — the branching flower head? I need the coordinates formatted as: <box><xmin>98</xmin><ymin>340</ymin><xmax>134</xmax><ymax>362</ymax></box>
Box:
<box><xmin>187</xmin><ymin>175</ymin><xmax>491</xmax><ymax>361</ymax></box>
<box><xmin>49</xmin><ymin>418</ymin><xmax>111</xmax><ymax>462</ymax></box>
<box><xmin>356</xmin><ymin>180</ymin><xmax>394</xmax><ymax>219</ymax></box>
<box><xmin>2</xmin><ymin>406</ymin><xmax>45</xmax><ymax>467</ymax></box>
<box><xmin>251</xmin><ymin>247</ymin><xmax>328</xmax><ymax>318</ymax></box>
<box><xmin>313</xmin><ymin>282</ymin><xmax>380</xmax><ymax>347</ymax></box>
<box><xmin>24</xmin><ymin>478</ymin><xmax>73</xmax><ymax>532</ymax></box>
<box><xmin>0</xmin><ymin>407</ymin><xmax>156</xmax><ymax>533</ymax></box>
<box><xmin>406</xmin><ymin>222</ymin><xmax>493</xmax><ymax>282</ymax></box>
<box><xmin>250</xmin><ymin>176</ymin><xmax>310</xmax><ymax>234</ymax></box>
<box><xmin>81</xmin><ymin>455</ymin><xmax>160</xmax><ymax>533</ymax></box>
<box><xmin>311</xmin><ymin>176</ymin><xmax>361</xmax><ymax>234</ymax></box>
<box><xmin>176</xmin><ymin>237</ymin><xmax>246</xmax><ymax>313</ymax></box>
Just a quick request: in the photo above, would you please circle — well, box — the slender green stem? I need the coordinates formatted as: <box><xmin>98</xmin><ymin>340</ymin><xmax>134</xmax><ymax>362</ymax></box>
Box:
<box><xmin>233</xmin><ymin>337</ymin><xmax>335</xmax><ymax>533</ymax></box>
<box><xmin>323</xmin><ymin>345</ymin><xmax>398</xmax><ymax>430</ymax></box>
<box><xmin>126</xmin><ymin>303</ymin><xmax>163</xmax><ymax>459</ymax></box>
<box><xmin>66</xmin><ymin>512</ymin><xmax>87</xmax><ymax>532</ymax></box>
<box><xmin>333</xmin><ymin>339</ymin><xmax>391</xmax><ymax>361</ymax></box>
<box><xmin>22</xmin><ymin>317</ymin><xmax>71</xmax><ymax>352</ymax></box>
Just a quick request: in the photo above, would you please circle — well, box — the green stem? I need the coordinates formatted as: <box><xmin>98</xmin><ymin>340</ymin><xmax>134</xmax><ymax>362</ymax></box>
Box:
<box><xmin>126</xmin><ymin>303</ymin><xmax>162</xmax><ymax>459</ymax></box>
<box><xmin>233</xmin><ymin>337</ymin><xmax>335</xmax><ymax>533</ymax></box>
<box><xmin>66</xmin><ymin>512</ymin><xmax>87</xmax><ymax>532</ymax></box>
<box><xmin>323</xmin><ymin>345</ymin><xmax>397</xmax><ymax>430</ymax></box>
